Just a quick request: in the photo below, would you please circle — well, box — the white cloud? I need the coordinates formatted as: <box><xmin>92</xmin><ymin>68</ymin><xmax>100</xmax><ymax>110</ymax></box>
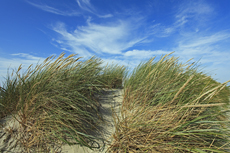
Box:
<box><xmin>124</xmin><ymin>50</ymin><xmax>170</xmax><ymax>59</ymax></box>
<box><xmin>10</xmin><ymin>53</ymin><xmax>42</xmax><ymax>60</ymax></box>
<box><xmin>175</xmin><ymin>1</ymin><xmax>213</xmax><ymax>27</ymax></box>
<box><xmin>75</xmin><ymin>0</ymin><xmax>113</xmax><ymax>18</ymax></box>
<box><xmin>26</xmin><ymin>1</ymin><xmax>80</xmax><ymax>16</ymax></box>
<box><xmin>179</xmin><ymin>31</ymin><xmax>230</xmax><ymax>48</ymax></box>
<box><xmin>1</xmin><ymin>53</ymin><xmax>45</xmax><ymax>69</ymax></box>
<box><xmin>76</xmin><ymin>0</ymin><xmax>94</xmax><ymax>13</ymax></box>
<box><xmin>52</xmin><ymin>19</ymin><xmax>149</xmax><ymax>57</ymax></box>
<box><xmin>97</xmin><ymin>14</ymin><xmax>113</xmax><ymax>18</ymax></box>
<box><xmin>157</xmin><ymin>1</ymin><xmax>214</xmax><ymax>37</ymax></box>
<box><xmin>26</xmin><ymin>0</ymin><xmax>112</xmax><ymax>18</ymax></box>
<box><xmin>163</xmin><ymin>27</ymin><xmax>175</xmax><ymax>35</ymax></box>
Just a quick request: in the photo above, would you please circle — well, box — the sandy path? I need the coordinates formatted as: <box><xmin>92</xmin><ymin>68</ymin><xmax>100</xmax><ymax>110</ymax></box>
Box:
<box><xmin>0</xmin><ymin>89</ymin><xmax>123</xmax><ymax>153</ymax></box>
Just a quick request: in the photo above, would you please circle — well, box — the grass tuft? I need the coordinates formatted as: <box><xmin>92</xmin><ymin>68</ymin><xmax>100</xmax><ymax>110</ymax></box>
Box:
<box><xmin>108</xmin><ymin>53</ymin><xmax>230</xmax><ymax>152</ymax></box>
<box><xmin>98</xmin><ymin>63</ymin><xmax>127</xmax><ymax>89</ymax></box>
<box><xmin>0</xmin><ymin>53</ymin><xmax>107</xmax><ymax>152</ymax></box>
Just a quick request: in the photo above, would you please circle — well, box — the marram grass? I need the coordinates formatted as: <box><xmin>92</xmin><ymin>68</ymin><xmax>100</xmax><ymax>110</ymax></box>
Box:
<box><xmin>0</xmin><ymin>52</ymin><xmax>230</xmax><ymax>153</ymax></box>
<box><xmin>0</xmin><ymin>53</ymin><xmax>125</xmax><ymax>152</ymax></box>
<box><xmin>98</xmin><ymin>63</ymin><xmax>127</xmax><ymax>89</ymax></box>
<box><xmin>108</xmin><ymin>53</ymin><xmax>230</xmax><ymax>153</ymax></box>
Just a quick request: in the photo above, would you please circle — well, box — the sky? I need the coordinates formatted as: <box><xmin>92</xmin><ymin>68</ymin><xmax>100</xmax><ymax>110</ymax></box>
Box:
<box><xmin>0</xmin><ymin>0</ymin><xmax>230</xmax><ymax>86</ymax></box>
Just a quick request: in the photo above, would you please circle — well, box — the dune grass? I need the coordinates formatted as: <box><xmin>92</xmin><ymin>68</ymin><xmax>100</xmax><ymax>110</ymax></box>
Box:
<box><xmin>0</xmin><ymin>53</ymin><xmax>125</xmax><ymax>152</ymax></box>
<box><xmin>109</xmin><ymin>53</ymin><xmax>230</xmax><ymax>152</ymax></box>
<box><xmin>0</xmin><ymin>52</ymin><xmax>229</xmax><ymax>152</ymax></box>
<box><xmin>98</xmin><ymin>63</ymin><xmax>127</xmax><ymax>89</ymax></box>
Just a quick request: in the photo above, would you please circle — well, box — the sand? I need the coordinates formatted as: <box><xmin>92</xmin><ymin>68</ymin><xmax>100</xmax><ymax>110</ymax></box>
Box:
<box><xmin>0</xmin><ymin>114</ymin><xmax>22</xmax><ymax>152</ymax></box>
<box><xmin>0</xmin><ymin>89</ymin><xmax>123</xmax><ymax>153</ymax></box>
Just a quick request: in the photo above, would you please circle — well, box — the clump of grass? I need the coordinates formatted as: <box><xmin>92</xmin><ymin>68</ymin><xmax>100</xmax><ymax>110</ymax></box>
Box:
<box><xmin>0</xmin><ymin>53</ymin><xmax>106</xmax><ymax>152</ymax></box>
<box><xmin>109</xmin><ymin>52</ymin><xmax>230</xmax><ymax>152</ymax></box>
<box><xmin>98</xmin><ymin>63</ymin><xmax>127</xmax><ymax>89</ymax></box>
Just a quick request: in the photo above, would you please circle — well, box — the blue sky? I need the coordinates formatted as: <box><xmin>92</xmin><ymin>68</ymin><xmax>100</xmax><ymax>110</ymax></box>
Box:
<box><xmin>0</xmin><ymin>0</ymin><xmax>230</xmax><ymax>86</ymax></box>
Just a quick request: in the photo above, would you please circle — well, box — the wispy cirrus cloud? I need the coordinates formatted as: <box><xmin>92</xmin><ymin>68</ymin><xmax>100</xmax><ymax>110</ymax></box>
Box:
<box><xmin>178</xmin><ymin>30</ymin><xmax>230</xmax><ymax>48</ymax></box>
<box><xmin>75</xmin><ymin>0</ymin><xmax>112</xmax><ymax>17</ymax></box>
<box><xmin>76</xmin><ymin>0</ymin><xmax>94</xmax><ymax>13</ymax></box>
<box><xmin>175</xmin><ymin>1</ymin><xmax>213</xmax><ymax>27</ymax></box>
<box><xmin>51</xmin><ymin>18</ymin><xmax>152</xmax><ymax>57</ymax></box>
<box><xmin>10</xmin><ymin>53</ymin><xmax>43</xmax><ymax>61</ymax></box>
<box><xmin>26</xmin><ymin>1</ymin><xmax>80</xmax><ymax>16</ymax></box>
<box><xmin>168</xmin><ymin>1</ymin><xmax>230</xmax><ymax>63</ymax></box>
<box><xmin>26</xmin><ymin>0</ymin><xmax>112</xmax><ymax>18</ymax></box>
<box><xmin>0</xmin><ymin>53</ymin><xmax>45</xmax><ymax>69</ymax></box>
<box><xmin>123</xmin><ymin>50</ymin><xmax>170</xmax><ymax>59</ymax></box>
<box><xmin>175</xmin><ymin>30</ymin><xmax>230</xmax><ymax>58</ymax></box>
<box><xmin>157</xmin><ymin>1</ymin><xmax>214</xmax><ymax>37</ymax></box>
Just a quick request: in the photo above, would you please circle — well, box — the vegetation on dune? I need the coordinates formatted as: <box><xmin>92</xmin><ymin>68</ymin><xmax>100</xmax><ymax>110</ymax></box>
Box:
<box><xmin>109</xmin><ymin>53</ymin><xmax>230</xmax><ymax>153</ymax></box>
<box><xmin>99</xmin><ymin>63</ymin><xmax>127</xmax><ymax>89</ymax></box>
<box><xmin>0</xmin><ymin>52</ymin><xmax>230</xmax><ymax>153</ymax></box>
<box><xmin>0</xmin><ymin>53</ymin><xmax>125</xmax><ymax>152</ymax></box>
